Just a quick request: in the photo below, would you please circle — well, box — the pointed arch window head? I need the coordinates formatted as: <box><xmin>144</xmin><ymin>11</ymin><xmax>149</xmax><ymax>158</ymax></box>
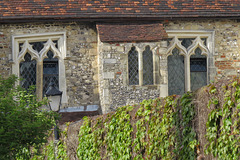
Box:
<box><xmin>166</xmin><ymin>31</ymin><xmax>213</xmax><ymax>96</ymax></box>
<box><xmin>30</xmin><ymin>41</ymin><xmax>47</xmax><ymax>52</ymax></box>
<box><xmin>18</xmin><ymin>39</ymin><xmax>60</xmax><ymax>92</ymax></box>
<box><xmin>180</xmin><ymin>38</ymin><xmax>195</xmax><ymax>49</ymax></box>
<box><xmin>12</xmin><ymin>32</ymin><xmax>67</xmax><ymax>103</ymax></box>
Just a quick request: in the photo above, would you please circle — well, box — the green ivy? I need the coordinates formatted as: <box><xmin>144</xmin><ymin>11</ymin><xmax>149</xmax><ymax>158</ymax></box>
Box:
<box><xmin>105</xmin><ymin>105</ymin><xmax>133</xmax><ymax>160</ymax></box>
<box><xmin>77</xmin><ymin>95</ymin><xmax>198</xmax><ymax>159</ymax></box>
<box><xmin>133</xmin><ymin>99</ymin><xmax>152</xmax><ymax>160</ymax></box>
<box><xmin>176</xmin><ymin>92</ymin><xmax>197</xmax><ymax>160</ymax></box>
<box><xmin>147</xmin><ymin>96</ymin><xmax>177</xmax><ymax>160</ymax></box>
<box><xmin>77</xmin><ymin>116</ymin><xmax>103</xmax><ymax>160</ymax></box>
<box><xmin>205</xmin><ymin>80</ymin><xmax>240</xmax><ymax>159</ymax></box>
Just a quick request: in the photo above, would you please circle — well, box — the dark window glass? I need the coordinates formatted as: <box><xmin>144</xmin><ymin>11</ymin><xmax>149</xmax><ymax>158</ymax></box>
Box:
<box><xmin>190</xmin><ymin>48</ymin><xmax>207</xmax><ymax>91</ymax></box>
<box><xmin>19</xmin><ymin>43</ymin><xmax>24</xmax><ymax>52</ymax></box>
<box><xmin>167</xmin><ymin>38</ymin><xmax>173</xmax><ymax>46</ymax></box>
<box><xmin>143</xmin><ymin>45</ymin><xmax>153</xmax><ymax>85</ymax></box>
<box><xmin>179</xmin><ymin>38</ymin><xmax>195</xmax><ymax>49</ymax></box>
<box><xmin>53</xmin><ymin>40</ymin><xmax>58</xmax><ymax>49</ymax></box>
<box><xmin>128</xmin><ymin>46</ymin><xmax>139</xmax><ymax>85</ymax></box>
<box><xmin>30</xmin><ymin>41</ymin><xmax>47</xmax><ymax>52</ymax></box>
<box><xmin>201</xmin><ymin>38</ymin><xmax>207</xmax><ymax>46</ymax></box>
<box><xmin>43</xmin><ymin>50</ymin><xmax>59</xmax><ymax>95</ymax></box>
<box><xmin>20</xmin><ymin>53</ymin><xmax>36</xmax><ymax>89</ymax></box>
<box><xmin>29</xmin><ymin>40</ymin><xmax>58</xmax><ymax>53</ymax></box>
<box><xmin>168</xmin><ymin>48</ymin><xmax>185</xmax><ymax>95</ymax></box>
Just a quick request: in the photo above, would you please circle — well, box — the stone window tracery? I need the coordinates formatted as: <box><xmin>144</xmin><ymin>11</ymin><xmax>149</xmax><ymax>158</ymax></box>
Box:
<box><xmin>12</xmin><ymin>32</ymin><xmax>67</xmax><ymax>103</ymax></box>
<box><xmin>166</xmin><ymin>30</ymin><xmax>214</xmax><ymax>95</ymax></box>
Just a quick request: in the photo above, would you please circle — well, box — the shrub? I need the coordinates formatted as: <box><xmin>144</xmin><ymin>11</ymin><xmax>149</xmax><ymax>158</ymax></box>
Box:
<box><xmin>0</xmin><ymin>75</ymin><xmax>58</xmax><ymax>159</ymax></box>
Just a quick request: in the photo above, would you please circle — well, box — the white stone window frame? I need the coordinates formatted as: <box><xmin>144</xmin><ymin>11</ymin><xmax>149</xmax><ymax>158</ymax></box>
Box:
<box><xmin>12</xmin><ymin>32</ymin><xmax>68</xmax><ymax>104</ymax></box>
<box><xmin>166</xmin><ymin>30</ymin><xmax>215</xmax><ymax>93</ymax></box>
<box><xmin>125</xmin><ymin>43</ymin><xmax>160</xmax><ymax>87</ymax></box>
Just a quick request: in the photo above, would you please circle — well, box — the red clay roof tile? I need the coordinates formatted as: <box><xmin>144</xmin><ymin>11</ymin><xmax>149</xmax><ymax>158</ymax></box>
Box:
<box><xmin>0</xmin><ymin>0</ymin><xmax>239</xmax><ymax>22</ymax></box>
<box><xmin>97</xmin><ymin>23</ymin><xmax>168</xmax><ymax>42</ymax></box>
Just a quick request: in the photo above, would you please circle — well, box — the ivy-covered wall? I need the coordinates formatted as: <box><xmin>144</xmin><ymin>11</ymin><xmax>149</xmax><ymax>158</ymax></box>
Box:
<box><xmin>58</xmin><ymin>77</ymin><xmax>240</xmax><ymax>160</ymax></box>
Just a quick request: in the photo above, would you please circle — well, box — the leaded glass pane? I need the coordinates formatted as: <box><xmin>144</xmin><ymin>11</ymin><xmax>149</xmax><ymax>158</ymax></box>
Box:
<box><xmin>168</xmin><ymin>48</ymin><xmax>185</xmax><ymax>95</ymax></box>
<box><xmin>179</xmin><ymin>38</ymin><xmax>195</xmax><ymax>49</ymax></box>
<box><xmin>20</xmin><ymin>53</ymin><xmax>36</xmax><ymax>89</ymax></box>
<box><xmin>190</xmin><ymin>48</ymin><xmax>207</xmax><ymax>91</ymax></box>
<box><xmin>43</xmin><ymin>50</ymin><xmax>59</xmax><ymax>95</ymax></box>
<box><xmin>128</xmin><ymin>46</ymin><xmax>139</xmax><ymax>85</ymax></box>
<box><xmin>143</xmin><ymin>46</ymin><xmax>153</xmax><ymax>85</ymax></box>
<box><xmin>30</xmin><ymin>41</ymin><xmax>47</xmax><ymax>52</ymax></box>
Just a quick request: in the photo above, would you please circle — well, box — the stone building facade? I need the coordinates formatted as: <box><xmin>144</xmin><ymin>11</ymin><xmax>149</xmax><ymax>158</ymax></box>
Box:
<box><xmin>0</xmin><ymin>1</ymin><xmax>240</xmax><ymax>114</ymax></box>
<box><xmin>0</xmin><ymin>22</ymin><xmax>99</xmax><ymax>109</ymax></box>
<box><xmin>97</xmin><ymin>19</ymin><xmax>240</xmax><ymax>113</ymax></box>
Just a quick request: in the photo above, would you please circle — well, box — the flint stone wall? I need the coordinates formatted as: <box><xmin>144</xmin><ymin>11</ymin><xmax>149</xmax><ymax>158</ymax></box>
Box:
<box><xmin>98</xmin><ymin>42</ymin><xmax>168</xmax><ymax>114</ymax></box>
<box><xmin>0</xmin><ymin>22</ymin><xmax>99</xmax><ymax>109</ymax></box>
<box><xmin>1</xmin><ymin>19</ymin><xmax>240</xmax><ymax>114</ymax></box>
<box><xmin>165</xmin><ymin>19</ymin><xmax>240</xmax><ymax>79</ymax></box>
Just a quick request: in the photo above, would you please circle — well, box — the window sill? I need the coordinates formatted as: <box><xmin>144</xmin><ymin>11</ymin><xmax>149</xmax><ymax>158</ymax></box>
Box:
<box><xmin>127</xmin><ymin>85</ymin><xmax>159</xmax><ymax>90</ymax></box>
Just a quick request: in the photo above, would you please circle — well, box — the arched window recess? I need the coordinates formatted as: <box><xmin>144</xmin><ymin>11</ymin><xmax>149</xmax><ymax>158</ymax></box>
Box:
<box><xmin>166</xmin><ymin>31</ymin><xmax>214</xmax><ymax>95</ymax></box>
<box><xmin>188</xmin><ymin>37</ymin><xmax>209</xmax><ymax>56</ymax></box>
<box><xmin>18</xmin><ymin>41</ymin><xmax>39</xmax><ymax>63</ymax></box>
<box><xmin>39</xmin><ymin>39</ymin><xmax>61</xmax><ymax>61</ymax></box>
<box><xmin>12</xmin><ymin>32</ymin><xmax>67</xmax><ymax>104</ymax></box>
<box><xmin>166</xmin><ymin>36</ymin><xmax>187</xmax><ymax>56</ymax></box>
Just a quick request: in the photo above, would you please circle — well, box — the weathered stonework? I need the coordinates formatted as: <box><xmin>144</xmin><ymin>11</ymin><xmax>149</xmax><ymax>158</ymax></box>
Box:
<box><xmin>165</xmin><ymin>19</ymin><xmax>240</xmax><ymax>80</ymax></box>
<box><xmin>0</xmin><ymin>22</ymin><xmax>99</xmax><ymax>109</ymax></box>
<box><xmin>1</xmin><ymin>19</ymin><xmax>240</xmax><ymax>114</ymax></box>
<box><xmin>98</xmin><ymin>19</ymin><xmax>240</xmax><ymax>113</ymax></box>
<box><xmin>0</xmin><ymin>29</ymin><xmax>11</xmax><ymax>78</ymax></box>
<box><xmin>98</xmin><ymin>41</ymin><xmax>167</xmax><ymax>113</ymax></box>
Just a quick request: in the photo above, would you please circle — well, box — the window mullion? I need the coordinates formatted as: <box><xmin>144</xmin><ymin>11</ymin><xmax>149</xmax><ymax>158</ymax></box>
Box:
<box><xmin>185</xmin><ymin>55</ymin><xmax>191</xmax><ymax>92</ymax></box>
<box><xmin>139</xmin><ymin>50</ymin><xmax>143</xmax><ymax>86</ymax></box>
<box><xmin>36</xmin><ymin>60</ymin><xmax>43</xmax><ymax>100</ymax></box>
<box><xmin>153</xmin><ymin>52</ymin><xmax>156</xmax><ymax>85</ymax></box>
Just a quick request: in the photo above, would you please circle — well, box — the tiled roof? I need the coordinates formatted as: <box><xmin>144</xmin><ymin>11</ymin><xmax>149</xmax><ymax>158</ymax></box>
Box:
<box><xmin>97</xmin><ymin>23</ymin><xmax>167</xmax><ymax>42</ymax></box>
<box><xmin>0</xmin><ymin>0</ymin><xmax>240</xmax><ymax>21</ymax></box>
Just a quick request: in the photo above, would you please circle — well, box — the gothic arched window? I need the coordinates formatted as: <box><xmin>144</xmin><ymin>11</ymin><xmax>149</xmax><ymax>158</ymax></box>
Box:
<box><xmin>190</xmin><ymin>47</ymin><xmax>207</xmax><ymax>91</ymax></box>
<box><xmin>128</xmin><ymin>46</ymin><xmax>139</xmax><ymax>85</ymax></box>
<box><xmin>168</xmin><ymin>48</ymin><xmax>185</xmax><ymax>95</ymax></box>
<box><xmin>43</xmin><ymin>50</ymin><xmax>59</xmax><ymax>96</ymax></box>
<box><xmin>12</xmin><ymin>32</ymin><xmax>67</xmax><ymax>103</ymax></box>
<box><xmin>143</xmin><ymin>45</ymin><xmax>153</xmax><ymax>85</ymax></box>
<box><xmin>166</xmin><ymin>34</ymin><xmax>211</xmax><ymax>95</ymax></box>
<box><xmin>20</xmin><ymin>53</ymin><xmax>37</xmax><ymax>90</ymax></box>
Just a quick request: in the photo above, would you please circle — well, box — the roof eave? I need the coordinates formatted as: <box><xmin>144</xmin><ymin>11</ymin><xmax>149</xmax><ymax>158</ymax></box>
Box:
<box><xmin>0</xmin><ymin>15</ymin><xmax>240</xmax><ymax>24</ymax></box>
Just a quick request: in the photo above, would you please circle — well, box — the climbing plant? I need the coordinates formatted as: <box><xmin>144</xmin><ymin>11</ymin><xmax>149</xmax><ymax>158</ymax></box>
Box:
<box><xmin>77</xmin><ymin>116</ymin><xmax>103</xmax><ymax>160</ymax></box>
<box><xmin>105</xmin><ymin>106</ymin><xmax>133</xmax><ymax>160</ymax></box>
<box><xmin>176</xmin><ymin>92</ymin><xmax>197</xmax><ymax>160</ymax></box>
<box><xmin>77</xmin><ymin>93</ymin><xmax>199</xmax><ymax>160</ymax></box>
<box><xmin>205</xmin><ymin>79</ymin><xmax>240</xmax><ymax>159</ymax></box>
<box><xmin>146</xmin><ymin>96</ymin><xmax>177</xmax><ymax>160</ymax></box>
